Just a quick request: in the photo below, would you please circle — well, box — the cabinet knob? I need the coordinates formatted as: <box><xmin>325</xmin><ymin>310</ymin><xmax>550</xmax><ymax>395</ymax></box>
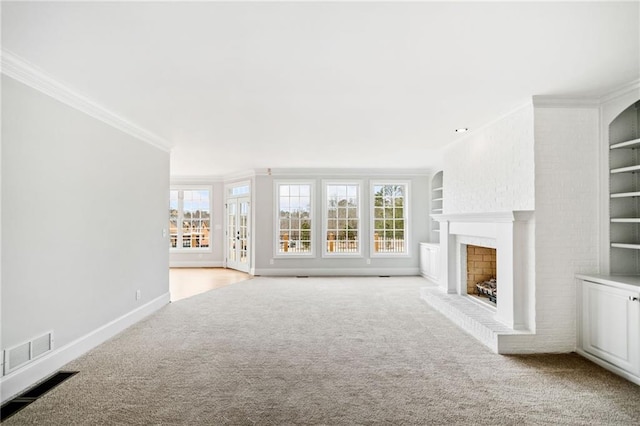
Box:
<box><xmin>630</xmin><ymin>296</ymin><xmax>640</xmax><ymax>302</ymax></box>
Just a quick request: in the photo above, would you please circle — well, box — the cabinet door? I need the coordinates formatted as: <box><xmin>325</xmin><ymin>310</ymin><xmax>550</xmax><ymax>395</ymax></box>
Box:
<box><xmin>419</xmin><ymin>245</ymin><xmax>431</xmax><ymax>277</ymax></box>
<box><xmin>429</xmin><ymin>246</ymin><xmax>440</xmax><ymax>282</ymax></box>
<box><xmin>582</xmin><ymin>281</ymin><xmax>640</xmax><ymax>374</ymax></box>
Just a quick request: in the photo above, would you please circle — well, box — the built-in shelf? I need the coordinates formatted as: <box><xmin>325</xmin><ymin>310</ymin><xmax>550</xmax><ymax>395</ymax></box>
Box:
<box><xmin>609</xmin><ymin>104</ymin><xmax>640</xmax><ymax>269</ymax></box>
<box><xmin>431</xmin><ymin>171</ymin><xmax>444</xmax><ymax>242</ymax></box>
<box><xmin>611</xmin><ymin>164</ymin><xmax>640</xmax><ymax>174</ymax></box>
<box><xmin>611</xmin><ymin>191</ymin><xmax>640</xmax><ymax>198</ymax></box>
<box><xmin>611</xmin><ymin>243</ymin><xmax>640</xmax><ymax>250</ymax></box>
<box><xmin>587</xmin><ymin>105</ymin><xmax>640</xmax><ymax>385</ymax></box>
<box><xmin>610</xmin><ymin>137</ymin><xmax>640</xmax><ymax>150</ymax></box>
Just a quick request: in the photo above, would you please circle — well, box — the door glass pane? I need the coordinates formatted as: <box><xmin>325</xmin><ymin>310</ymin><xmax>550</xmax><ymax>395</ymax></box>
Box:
<box><xmin>240</xmin><ymin>200</ymin><xmax>249</xmax><ymax>263</ymax></box>
<box><xmin>227</xmin><ymin>201</ymin><xmax>237</xmax><ymax>262</ymax></box>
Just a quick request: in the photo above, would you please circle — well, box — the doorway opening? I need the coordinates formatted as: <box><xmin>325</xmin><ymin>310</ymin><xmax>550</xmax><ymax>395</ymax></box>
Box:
<box><xmin>226</xmin><ymin>182</ymin><xmax>251</xmax><ymax>273</ymax></box>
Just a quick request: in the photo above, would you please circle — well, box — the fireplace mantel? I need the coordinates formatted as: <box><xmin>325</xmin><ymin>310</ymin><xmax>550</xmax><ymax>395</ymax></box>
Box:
<box><xmin>430</xmin><ymin>211</ymin><xmax>535</xmax><ymax>331</ymax></box>
<box><xmin>431</xmin><ymin>211</ymin><xmax>534</xmax><ymax>224</ymax></box>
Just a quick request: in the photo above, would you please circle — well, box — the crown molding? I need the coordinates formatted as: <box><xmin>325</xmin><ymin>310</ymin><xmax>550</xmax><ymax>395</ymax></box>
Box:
<box><xmin>445</xmin><ymin>100</ymin><xmax>534</xmax><ymax>151</ymax></box>
<box><xmin>533</xmin><ymin>79</ymin><xmax>640</xmax><ymax>109</ymax></box>
<box><xmin>1</xmin><ymin>49</ymin><xmax>173</xmax><ymax>152</ymax></box>
<box><xmin>259</xmin><ymin>168</ymin><xmax>431</xmax><ymax>177</ymax></box>
<box><xmin>168</xmin><ymin>168</ymin><xmax>431</xmax><ymax>182</ymax></box>
<box><xmin>531</xmin><ymin>95</ymin><xmax>600</xmax><ymax>108</ymax></box>
<box><xmin>223</xmin><ymin>169</ymin><xmax>258</xmax><ymax>181</ymax></box>
<box><xmin>599</xmin><ymin>79</ymin><xmax>640</xmax><ymax>104</ymax></box>
<box><xmin>170</xmin><ymin>175</ymin><xmax>223</xmax><ymax>185</ymax></box>
<box><xmin>170</xmin><ymin>170</ymin><xmax>257</xmax><ymax>183</ymax></box>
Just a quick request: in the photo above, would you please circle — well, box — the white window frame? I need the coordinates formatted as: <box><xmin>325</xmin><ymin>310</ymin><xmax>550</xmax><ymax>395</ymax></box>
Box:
<box><xmin>322</xmin><ymin>180</ymin><xmax>362</xmax><ymax>257</ymax></box>
<box><xmin>170</xmin><ymin>185</ymin><xmax>213</xmax><ymax>252</ymax></box>
<box><xmin>370</xmin><ymin>181</ymin><xmax>410</xmax><ymax>257</ymax></box>
<box><xmin>227</xmin><ymin>181</ymin><xmax>251</xmax><ymax>198</ymax></box>
<box><xmin>274</xmin><ymin>180</ymin><xmax>316</xmax><ymax>258</ymax></box>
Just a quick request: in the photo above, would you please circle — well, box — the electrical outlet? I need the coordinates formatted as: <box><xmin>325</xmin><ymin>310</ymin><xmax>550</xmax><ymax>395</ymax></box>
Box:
<box><xmin>162</xmin><ymin>228</ymin><xmax>167</xmax><ymax>238</ymax></box>
<box><xmin>136</xmin><ymin>290</ymin><xmax>141</xmax><ymax>300</ymax></box>
<box><xmin>366</xmin><ymin>258</ymin><xmax>371</xmax><ymax>265</ymax></box>
<box><xmin>270</xmin><ymin>259</ymin><xmax>274</xmax><ymax>265</ymax></box>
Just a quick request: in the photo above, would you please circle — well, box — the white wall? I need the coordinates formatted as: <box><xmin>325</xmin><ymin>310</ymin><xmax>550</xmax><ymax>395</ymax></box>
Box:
<box><xmin>169</xmin><ymin>179</ymin><xmax>225</xmax><ymax>268</ymax></box>
<box><xmin>252</xmin><ymin>170</ymin><xmax>430</xmax><ymax>276</ymax></box>
<box><xmin>532</xmin><ymin>105</ymin><xmax>600</xmax><ymax>352</ymax></box>
<box><xmin>443</xmin><ymin>104</ymin><xmax>535</xmax><ymax>214</ymax></box>
<box><xmin>1</xmin><ymin>75</ymin><xmax>170</xmax><ymax>400</ymax></box>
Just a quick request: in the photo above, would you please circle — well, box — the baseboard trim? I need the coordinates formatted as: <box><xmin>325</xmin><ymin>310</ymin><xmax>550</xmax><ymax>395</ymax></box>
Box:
<box><xmin>169</xmin><ymin>261</ymin><xmax>224</xmax><ymax>268</ymax></box>
<box><xmin>253</xmin><ymin>267</ymin><xmax>420</xmax><ymax>276</ymax></box>
<box><xmin>0</xmin><ymin>292</ymin><xmax>170</xmax><ymax>403</ymax></box>
<box><xmin>576</xmin><ymin>349</ymin><xmax>640</xmax><ymax>386</ymax></box>
<box><xmin>420</xmin><ymin>273</ymin><xmax>440</xmax><ymax>285</ymax></box>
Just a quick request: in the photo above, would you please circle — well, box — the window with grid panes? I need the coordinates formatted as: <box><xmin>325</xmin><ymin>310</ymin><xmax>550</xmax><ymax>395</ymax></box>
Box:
<box><xmin>276</xmin><ymin>183</ymin><xmax>313</xmax><ymax>255</ymax></box>
<box><xmin>324</xmin><ymin>183</ymin><xmax>360</xmax><ymax>255</ymax></box>
<box><xmin>372</xmin><ymin>183</ymin><xmax>408</xmax><ymax>255</ymax></box>
<box><xmin>169</xmin><ymin>188</ymin><xmax>211</xmax><ymax>250</ymax></box>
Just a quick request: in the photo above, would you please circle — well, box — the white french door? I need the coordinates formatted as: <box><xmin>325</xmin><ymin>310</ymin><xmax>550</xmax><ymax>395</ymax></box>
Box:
<box><xmin>226</xmin><ymin>196</ymin><xmax>250</xmax><ymax>272</ymax></box>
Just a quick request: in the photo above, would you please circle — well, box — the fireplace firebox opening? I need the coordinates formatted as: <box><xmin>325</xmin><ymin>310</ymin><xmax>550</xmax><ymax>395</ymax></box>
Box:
<box><xmin>466</xmin><ymin>245</ymin><xmax>497</xmax><ymax>305</ymax></box>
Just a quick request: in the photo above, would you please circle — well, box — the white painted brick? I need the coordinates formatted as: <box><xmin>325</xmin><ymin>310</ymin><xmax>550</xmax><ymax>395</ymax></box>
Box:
<box><xmin>439</xmin><ymin>103</ymin><xmax>599</xmax><ymax>353</ymax></box>
<box><xmin>443</xmin><ymin>104</ymin><xmax>535</xmax><ymax>214</ymax></box>
<box><xmin>533</xmin><ymin>107</ymin><xmax>599</xmax><ymax>352</ymax></box>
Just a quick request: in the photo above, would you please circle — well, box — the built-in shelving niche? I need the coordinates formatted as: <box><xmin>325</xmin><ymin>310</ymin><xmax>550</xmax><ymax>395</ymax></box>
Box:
<box><xmin>431</xmin><ymin>171</ymin><xmax>443</xmax><ymax>242</ymax></box>
<box><xmin>610</xmin><ymin>101</ymin><xmax>640</xmax><ymax>274</ymax></box>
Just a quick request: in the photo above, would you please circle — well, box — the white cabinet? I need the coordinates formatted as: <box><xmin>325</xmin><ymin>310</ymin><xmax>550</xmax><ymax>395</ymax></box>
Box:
<box><xmin>578</xmin><ymin>275</ymin><xmax>640</xmax><ymax>384</ymax></box>
<box><xmin>420</xmin><ymin>243</ymin><xmax>440</xmax><ymax>283</ymax></box>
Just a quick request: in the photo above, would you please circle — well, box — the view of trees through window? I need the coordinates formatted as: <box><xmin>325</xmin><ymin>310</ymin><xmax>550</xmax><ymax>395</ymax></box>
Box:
<box><xmin>170</xmin><ymin>189</ymin><xmax>211</xmax><ymax>249</ymax></box>
<box><xmin>325</xmin><ymin>184</ymin><xmax>359</xmax><ymax>254</ymax></box>
<box><xmin>372</xmin><ymin>184</ymin><xmax>406</xmax><ymax>254</ymax></box>
<box><xmin>168</xmin><ymin>182</ymin><xmax>409</xmax><ymax>256</ymax></box>
<box><xmin>278</xmin><ymin>184</ymin><xmax>312</xmax><ymax>254</ymax></box>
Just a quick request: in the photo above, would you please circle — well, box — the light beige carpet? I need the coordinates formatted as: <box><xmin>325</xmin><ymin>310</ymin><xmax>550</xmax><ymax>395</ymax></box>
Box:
<box><xmin>5</xmin><ymin>276</ymin><xmax>640</xmax><ymax>425</ymax></box>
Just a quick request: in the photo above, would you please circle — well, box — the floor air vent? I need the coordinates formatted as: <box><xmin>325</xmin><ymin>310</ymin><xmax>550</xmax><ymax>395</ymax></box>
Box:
<box><xmin>0</xmin><ymin>371</ymin><xmax>78</xmax><ymax>421</ymax></box>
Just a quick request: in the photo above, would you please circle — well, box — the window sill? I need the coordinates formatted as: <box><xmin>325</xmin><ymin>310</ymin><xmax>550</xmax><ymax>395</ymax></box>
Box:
<box><xmin>170</xmin><ymin>248</ymin><xmax>213</xmax><ymax>253</ymax></box>
<box><xmin>370</xmin><ymin>253</ymin><xmax>411</xmax><ymax>258</ymax></box>
<box><xmin>273</xmin><ymin>254</ymin><xmax>316</xmax><ymax>259</ymax></box>
<box><xmin>322</xmin><ymin>253</ymin><xmax>363</xmax><ymax>258</ymax></box>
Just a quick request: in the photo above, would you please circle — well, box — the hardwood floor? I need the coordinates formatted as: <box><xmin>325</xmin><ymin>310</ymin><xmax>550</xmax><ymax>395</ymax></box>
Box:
<box><xmin>169</xmin><ymin>268</ymin><xmax>252</xmax><ymax>302</ymax></box>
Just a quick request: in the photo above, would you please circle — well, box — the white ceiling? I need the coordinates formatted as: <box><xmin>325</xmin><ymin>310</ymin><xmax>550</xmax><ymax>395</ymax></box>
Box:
<box><xmin>2</xmin><ymin>1</ymin><xmax>639</xmax><ymax>176</ymax></box>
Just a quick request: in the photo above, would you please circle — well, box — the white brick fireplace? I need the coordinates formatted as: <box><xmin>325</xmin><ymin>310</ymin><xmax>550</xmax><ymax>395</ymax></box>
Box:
<box><xmin>423</xmin><ymin>211</ymin><xmax>535</xmax><ymax>352</ymax></box>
